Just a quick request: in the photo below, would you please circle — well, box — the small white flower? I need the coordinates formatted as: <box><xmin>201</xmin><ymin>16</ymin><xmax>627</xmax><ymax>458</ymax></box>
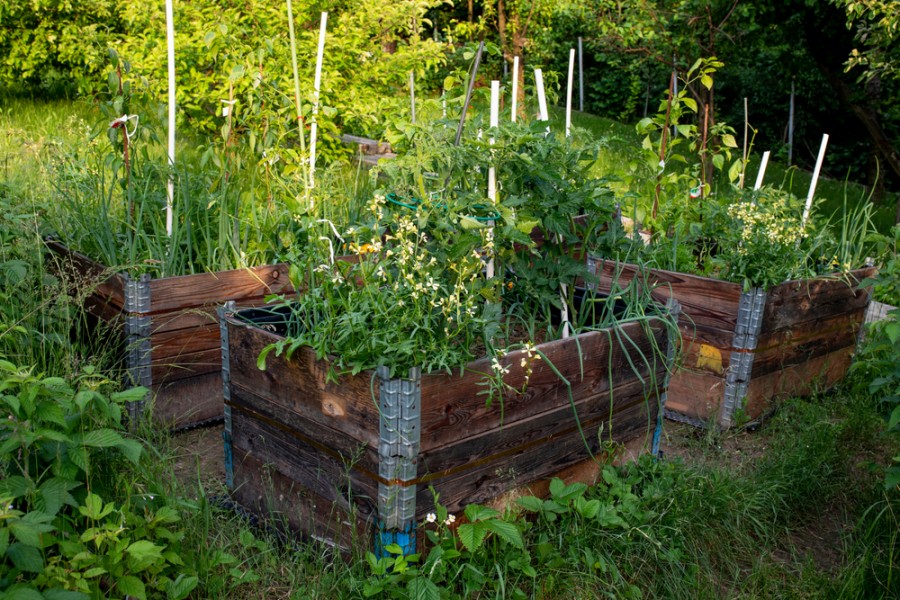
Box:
<box><xmin>445</xmin><ymin>514</ymin><xmax>456</xmax><ymax>525</ymax></box>
<box><xmin>426</xmin><ymin>513</ymin><xmax>437</xmax><ymax>523</ymax></box>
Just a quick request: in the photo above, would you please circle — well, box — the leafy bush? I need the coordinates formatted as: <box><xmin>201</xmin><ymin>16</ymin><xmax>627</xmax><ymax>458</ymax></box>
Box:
<box><xmin>0</xmin><ymin>360</ymin><xmax>197</xmax><ymax>599</ymax></box>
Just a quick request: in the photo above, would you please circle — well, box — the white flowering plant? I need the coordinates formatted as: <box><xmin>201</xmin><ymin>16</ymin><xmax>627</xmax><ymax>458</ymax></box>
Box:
<box><xmin>260</xmin><ymin>195</ymin><xmax>493</xmax><ymax>378</ymax></box>
<box><xmin>259</xmin><ymin>119</ymin><xmax>674</xmax><ymax>388</ymax></box>
<box><xmin>606</xmin><ymin>183</ymin><xmax>877</xmax><ymax>292</ymax></box>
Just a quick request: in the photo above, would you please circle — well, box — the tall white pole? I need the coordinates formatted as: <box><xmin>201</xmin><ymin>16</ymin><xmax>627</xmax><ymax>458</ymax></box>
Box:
<box><xmin>565</xmin><ymin>48</ymin><xmax>575</xmax><ymax>138</ymax></box>
<box><xmin>165</xmin><ymin>0</ymin><xmax>176</xmax><ymax>236</ymax></box>
<box><xmin>511</xmin><ymin>56</ymin><xmax>519</xmax><ymax>122</ymax></box>
<box><xmin>309</xmin><ymin>12</ymin><xmax>327</xmax><ymax>190</ymax></box>
<box><xmin>487</xmin><ymin>81</ymin><xmax>499</xmax><ymax>280</ymax></box>
<box><xmin>534</xmin><ymin>69</ymin><xmax>548</xmax><ymax>122</ymax></box>
<box><xmin>802</xmin><ymin>134</ymin><xmax>829</xmax><ymax>227</ymax></box>
<box><xmin>754</xmin><ymin>151</ymin><xmax>770</xmax><ymax>190</ymax></box>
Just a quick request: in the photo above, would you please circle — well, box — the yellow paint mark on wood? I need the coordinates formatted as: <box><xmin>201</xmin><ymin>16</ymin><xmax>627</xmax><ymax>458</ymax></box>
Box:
<box><xmin>696</xmin><ymin>344</ymin><xmax>724</xmax><ymax>374</ymax></box>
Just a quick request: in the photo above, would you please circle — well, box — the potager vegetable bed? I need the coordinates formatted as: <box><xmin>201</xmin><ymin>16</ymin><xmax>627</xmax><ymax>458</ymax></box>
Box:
<box><xmin>592</xmin><ymin>186</ymin><xmax>876</xmax><ymax>428</ymax></box>
<box><xmin>219</xmin><ymin>121</ymin><xmax>680</xmax><ymax>552</ymax></box>
<box><xmin>590</xmin><ymin>258</ymin><xmax>873</xmax><ymax>428</ymax></box>
<box><xmin>221</xmin><ymin>300</ymin><xmax>675</xmax><ymax>551</ymax></box>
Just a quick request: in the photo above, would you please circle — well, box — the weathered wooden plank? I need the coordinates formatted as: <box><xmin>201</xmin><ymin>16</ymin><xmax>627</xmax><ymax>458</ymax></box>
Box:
<box><xmin>340</xmin><ymin>134</ymin><xmax>392</xmax><ymax>155</ymax></box>
<box><xmin>231</xmin><ymin>447</ymin><xmax>370</xmax><ymax>550</ymax></box>
<box><xmin>593</xmin><ymin>259</ymin><xmax>743</xmax><ymax>332</ymax></box>
<box><xmin>751</xmin><ymin>309</ymin><xmax>865</xmax><ymax>377</ymax></box>
<box><xmin>151</xmin><ymin>348</ymin><xmax>221</xmax><ymax>383</ymax></box>
<box><xmin>680</xmin><ymin>336</ymin><xmax>732</xmax><ymax>376</ymax></box>
<box><xmin>45</xmin><ymin>240</ymin><xmax>127</xmax><ymax>309</ymax></box>
<box><xmin>744</xmin><ymin>347</ymin><xmax>854</xmax><ymax>420</ymax></box>
<box><xmin>229</xmin><ymin>385</ymin><xmax>379</xmax><ymax>474</ymax></box>
<box><xmin>761</xmin><ymin>268</ymin><xmax>874</xmax><ymax>333</ymax></box>
<box><xmin>227</xmin><ymin>319</ymin><xmax>381</xmax><ymax>448</ymax></box>
<box><xmin>417</xmin><ymin>397</ymin><xmax>654</xmax><ymax>517</ymax></box>
<box><xmin>230</xmin><ymin>408</ymin><xmax>379</xmax><ymax>516</ymax></box>
<box><xmin>418</xmin><ymin>320</ymin><xmax>668</xmax><ymax>451</ymax></box>
<box><xmin>665</xmin><ymin>369</ymin><xmax>726</xmax><ymax>423</ymax></box>
<box><xmin>151</xmin><ymin>372</ymin><xmax>222</xmax><ymax>428</ymax></box>
<box><xmin>150</xmin><ymin>322</ymin><xmax>220</xmax><ymax>360</ymax></box>
<box><xmin>150</xmin><ymin>308</ymin><xmax>218</xmax><ymax>335</ymax></box>
<box><xmin>420</xmin><ymin>378</ymin><xmax>657</xmax><ymax>477</ymax></box>
<box><xmin>148</xmin><ymin>264</ymin><xmax>293</xmax><ymax>314</ymax></box>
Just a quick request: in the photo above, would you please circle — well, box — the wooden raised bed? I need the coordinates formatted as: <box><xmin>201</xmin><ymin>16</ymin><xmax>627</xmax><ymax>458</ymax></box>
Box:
<box><xmin>589</xmin><ymin>258</ymin><xmax>875</xmax><ymax>428</ymax></box>
<box><xmin>46</xmin><ymin>240</ymin><xmax>294</xmax><ymax>429</ymax></box>
<box><xmin>221</xmin><ymin>303</ymin><xmax>676</xmax><ymax>551</ymax></box>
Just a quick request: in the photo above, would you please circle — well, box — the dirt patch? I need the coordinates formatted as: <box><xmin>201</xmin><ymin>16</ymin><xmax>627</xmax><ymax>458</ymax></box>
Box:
<box><xmin>659</xmin><ymin>419</ymin><xmax>770</xmax><ymax>473</ymax></box>
<box><xmin>169</xmin><ymin>424</ymin><xmax>228</xmax><ymax>497</ymax></box>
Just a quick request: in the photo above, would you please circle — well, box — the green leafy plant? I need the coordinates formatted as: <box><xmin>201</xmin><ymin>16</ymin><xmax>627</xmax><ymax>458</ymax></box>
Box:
<box><xmin>0</xmin><ymin>359</ymin><xmax>197</xmax><ymax>599</ymax></box>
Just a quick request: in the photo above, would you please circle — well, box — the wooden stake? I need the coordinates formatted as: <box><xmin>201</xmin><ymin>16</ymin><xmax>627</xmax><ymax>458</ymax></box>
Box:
<box><xmin>455</xmin><ymin>41</ymin><xmax>484</xmax><ymax>146</ymax></box>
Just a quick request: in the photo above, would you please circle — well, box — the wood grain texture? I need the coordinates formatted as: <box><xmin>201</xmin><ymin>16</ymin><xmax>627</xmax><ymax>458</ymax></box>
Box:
<box><xmin>744</xmin><ymin>348</ymin><xmax>854</xmax><ymax>420</ymax></box>
<box><xmin>420</xmin><ymin>379</ymin><xmax>657</xmax><ymax>478</ymax></box>
<box><xmin>229</xmin><ymin>385</ymin><xmax>380</xmax><ymax>475</ymax></box>
<box><xmin>592</xmin><ymin>259</ymin><xmax>743</xmax><ymax>331</ymax></box>
<box><xmin>45</xmin><ymin>240</ymin><xmax>127</xmax><ymax>310</ymax></box>
<box><xmin>418</xmin><ymin>319</ymin><xmax>668</xmax><ymax>451</ymax></box>
<box><xmin>150</xmin><ymin>372</ymin><xmax>222</xmax><ymax>428</ymax></box>
<box><xmin>751</xmin><ymin>309</ymin><xmax>865</xmax><ymax>377</ymax></box>
<box><xmin>151</xmin><ymin>349</ymin><xmax>221</xmax><ymax>383</ymax></box>
<box><xmin>231</xmin><ymin>408</ymin><xmax>379</xmax><ymax>517</ymax></box>
<box><xmin>231</xmin><ymin>447</ymin><xmax>370</xmax><ymax>550</ymax></box>
<box><xmin>148</xmin><ymin>264</ymin><xmax>293</xmax><ymax>314</ymax></box>
<box><xmin>227</xmin><ymin>318</ymin><xmax>381</xmax><ymax>448</ymax></box>
<box><xmin>665</xmin><ymin>369</ymin><xmax>726</xmax><ymax>423</ymax></box>
<box><xmin>761</xmin><ymin>268</ymin><xmax>874</xmax><ymax>333</ymax></box>
<box><xmin>417</xmin><ymin>396</ymin><xmax>654</xmax><ymax>516</ymax></box>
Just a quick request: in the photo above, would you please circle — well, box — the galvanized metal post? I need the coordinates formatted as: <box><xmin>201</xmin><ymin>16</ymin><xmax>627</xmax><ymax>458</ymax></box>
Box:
<box><xmin>123</xmin><ymin>273</ymin><xmax>152</xmax><ymax>425</ymax></box>
<box><xmin>220</xmin><ymin>301</ymin><xmax>236</xmax><ymax>489</ymax></box>
<box><xmin>721</xmin><ymin>288</ymin><xmax>767</xmax><ymax>428</ymax></box>
<box><xmin>376</xmin><ymin>366</ymin><xmax>421</xmax><ymax>556</ymax></box>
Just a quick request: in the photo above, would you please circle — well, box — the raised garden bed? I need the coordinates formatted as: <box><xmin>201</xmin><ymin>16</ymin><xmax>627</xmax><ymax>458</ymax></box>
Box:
<box><xmin>589</xmin><ymin>258</ymin><xmax>875</xmax><ymax>428</ymax></box>
<box><xmin>220</xmin><ymin>302</ymin><xmax>677</xmax><ymax>552</ymax></box>
<box><xmin>46</xmin><ymin>239</ymin><xmax>294</xmax><ymax>429</ymax></box>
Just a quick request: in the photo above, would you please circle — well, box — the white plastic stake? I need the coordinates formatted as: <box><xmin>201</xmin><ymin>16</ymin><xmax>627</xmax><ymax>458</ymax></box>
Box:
<box><xmin>487</xmin><ymin>80</ymin><xmax>499</xmax><ymax>280</ymax></box>
<box><xmin>535</xmin><ymin>69</ymin><xmax>548</xmax><ymax>122</ymax></box>
<box><xmin>565</xmin><ymin>48</ymin><xmax>575</xmax><ymax>137</ymax></box>
<box><xmin>802</xmin><ymin>134</ymin><xmax>829</xmax><ymax>227</ymax></box>
<box><xmin>165</xmin><ymin>0</ymin><xmax>176</xmax><ymax>236</ymax></box>
<box><xmin>511</xmin><ymin>56</ymin><xmax>519</xmax><ymax>122</ymax></box>
<box><xmin>753</xmin><ymin>151</ymin><xmax>770</xmax><ymax>190</ymax></box>
<box><xmin>309</xmin><ymin>11</ymin><xmax>327</xmax><ymax>189</ymax></box>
